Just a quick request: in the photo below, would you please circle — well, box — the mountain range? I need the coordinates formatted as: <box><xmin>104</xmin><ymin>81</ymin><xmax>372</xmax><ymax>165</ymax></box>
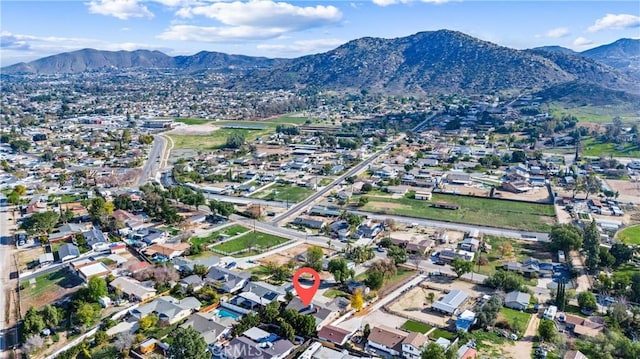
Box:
<box><xmin>3</xmin><ymin>30</ymin><xmax>639</xmax><ymax>98</ymax></box>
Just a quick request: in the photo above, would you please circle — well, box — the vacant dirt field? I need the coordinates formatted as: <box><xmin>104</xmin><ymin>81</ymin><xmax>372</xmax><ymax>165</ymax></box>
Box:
<box><xmin>442</xmin><ymin>183</ymin><xmax>551</xmax><ymax>203</ymax></box>
<box><xmin>605</xmin><ymin>178</ymin><xmax>640</xmax><ymax>205</ymax></box>
<box><xmin>388</xmin><ymin>286</ymin><xmax>451</xmax><ymax>327</ymax></box>
<box><xmin>258</xmin><ymin>243</ymin><xmax>332</xmax><ymax>266</ymax></box>
<box><xmin>425</xmin><ymin>276</ymin><xmax>495</xmax><ymax>298</ymax></box>
<box><xmin>18</xmin><ymin>246</ymin><xmax>47</xmax><ymax>272</ymax></box>
<box><xmin>169</xmin><ymin>123</ymin><xmax>219</xmax><ymax>135</ymax></box>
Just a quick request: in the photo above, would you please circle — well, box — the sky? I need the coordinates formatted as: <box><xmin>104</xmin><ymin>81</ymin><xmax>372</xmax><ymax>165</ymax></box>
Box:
<box><xmin>1</xmin><ymin>0</ymin><xmax>639</xmax><ymax>66</ymax></box>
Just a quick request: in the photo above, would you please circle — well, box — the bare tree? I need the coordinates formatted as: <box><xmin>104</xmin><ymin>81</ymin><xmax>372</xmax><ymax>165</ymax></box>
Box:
<box><xmin>114</xmin><ymin>332</ymin><xmax>134</xmax><ymax>352</ymax></box>
<box><xmin>410</xmin><ymin>253</ymin><xmax>422</xmax><ymax>271</ymax></box>
<box><xmin>23</xmin><ymin>335</ymin><xmax>45</xmax><ymax>355</ymax></box>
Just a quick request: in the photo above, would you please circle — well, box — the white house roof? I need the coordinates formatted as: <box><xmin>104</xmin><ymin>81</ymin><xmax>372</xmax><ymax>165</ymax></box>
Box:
<box><xmin>505</xmin><ymin>291</ymin><xmax>531</xmax><ymax>306</ymax></box>
<box><xmin>432</xmin><ymin>289</ymin><xmax>468</xmax><ymax>314</ymax></box>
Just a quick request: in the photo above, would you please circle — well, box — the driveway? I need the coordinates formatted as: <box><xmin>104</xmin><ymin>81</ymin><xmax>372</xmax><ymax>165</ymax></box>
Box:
<box><xmin>503</xmin><ymin>313</ymin><xmax>539</xmax><ymax>359</ymax></box>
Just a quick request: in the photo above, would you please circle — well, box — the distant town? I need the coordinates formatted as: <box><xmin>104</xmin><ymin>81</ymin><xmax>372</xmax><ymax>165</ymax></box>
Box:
<box><xmin>1</xmin><ymin>69</ymin><xmax>639</xmax><ymax>359</ymax></box>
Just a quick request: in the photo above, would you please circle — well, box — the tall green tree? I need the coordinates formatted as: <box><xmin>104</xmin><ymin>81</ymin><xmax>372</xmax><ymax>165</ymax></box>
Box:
<box><xmin>422</xmin><ymin>342</ymin><xmax>446</xmax><ymax>359</ymax></box>
<box><xmin>41</xmin><ymin>305</ymin><xmax>61</xmax><ymax>328</ymax></box>
<box><xmin>327</xmin><ymin>258</ymin><xmax>354</xmax><ymax>284</ymax></box>
<box><xmin>538</xmin><ymin>319</ymin><xmax>557</xmax><ymax>342</ymax></box>
<box><xmin>305</xmin><ymin>246</ymin><xmax>324</xmax><ymax>272</ymax></box>
<box><xmin>577</xmin><ymin>291</ymin><xmax>597</xmax><ymax>312</ymax></box>
<box><xmin>451</xmin><ymin>258</ymin><xmax>474</xmax><ymax>278</ymax></box>
<box><xmin>387</xmin><ymin>245</ymin><xmax>407</xmax><ymax>266</ymax></box>
<box><xmin>549</xmin><ymin>224</ymin><xmax>582</xmax><ymax>252</ymax></box>
<box><xmin>87</xmin><ymin>277</ymin><xmax>108</xmax><ymax>302</ymax></box>
<box><xmin>364</xmin><ymin>270</ymin><xmax>384</xmax><ymax>291</ymax></box>
<box><xmin>583</xmin><ymin>220</ymin><xmax>600</xmax><ymax>273</ymax></box>
<box><xmin>23</xmin><ymin>306</ymin><xmax>45</xmax><ymax>335</ymax></box>
<box><xmin>167</xmin><ymin>326</ymin><xmax>209</xmax><ymax>359</ymax></box>
<box><xmin>21</xmin><ymin>211</ymin><xmax>60</xmax><ymax>236</ymax></box>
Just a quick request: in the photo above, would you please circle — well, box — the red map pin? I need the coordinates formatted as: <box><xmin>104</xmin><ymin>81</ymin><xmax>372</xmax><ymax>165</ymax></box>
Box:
<box><xmin>292</xmin><ymin>267</ymin><xmax>320</xmax><ymax>306</ymax></box>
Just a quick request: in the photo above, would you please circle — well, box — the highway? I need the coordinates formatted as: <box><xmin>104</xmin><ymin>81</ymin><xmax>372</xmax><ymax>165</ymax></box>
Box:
<box><xmin>135</xmin><ymin>134</ymin><xmax>167</xmax><ymax>187</ymax></box>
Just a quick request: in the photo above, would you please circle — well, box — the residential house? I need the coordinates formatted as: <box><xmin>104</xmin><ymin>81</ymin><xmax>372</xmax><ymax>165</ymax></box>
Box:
<box><xmin>502</xmin><ymin>258</ymin><xmax>553</xmax><ymax>278</ymax></box>
<box><xmin>205</xmin><ymin>267</ymin><xmax>250</xmax><ymax>293</ymax></box>
<box><xmin>171</xmin><ymin>256</ymin><xmax>221</xmax><ymax>273</ymax></box>
<box><xmin>181</xmin><ymin>311</ymin><xmax>234</xmax><ymax>349</ymax></box>
<box><xmin>224</xmin><ymin>327</ymin><xmax>294</xmax><ymax>359</ymax></box>
<box><xmin>110</xmin><ymin>276</ymin><xmax>157</xmax><ymax>302</ymax></box>
<box><xmin>446</xmin><ymin>172</ymin><xmax>472</xmax><ymax>185</ymax></box>
<box><xmin>504</xmin><ymin>291</ymin><xmax>531</xmax><ymax>311</ymax></box>
<box><xmin>292</xmin><ymin>217</ymin><xmax>326</xmax><ymax>230</ymax></box>
<box><xmin>402</xmin><ymin>332</ymin><xmax>428</xmax><ymax>359</ymax></box>
<box><xmin>143</xmin><ymin>242</ymin><xmax>190</xmax><ymax>260</ymax></box>
<box><xmin>563</xmin><ymin>314</ymin><xmax>604</xmax><ymax>338</ymax></box>
<box><xmin>285</xmin><ymin>298</ymin><xmax>339</xmax><ymax>329</ymax></box>
<box><xmin>456</xmin><ymin>345</ymin><xmax>478</xmax><ymax>359</ymax></box>
<box><xmin>299</xmin><ymin>343</ymin><xmax>360</xmax><ymax>359</ymax></box>
<box><xmin>308</xmin><ymin>205</ymin><xmax>341</xmax><ymax>217</ymax></box>
<box><xmin>58</xmin><ymin>243</ymin><xmax>80</xmax><ymax>262</ymax></box>
<box><xmin>128</xmin><ymin>260</ymin><xmax>151</xmax><ymax>275</ymax></box>
<box><xmin>367</xmin><ymin>325</ymin><xmax>407</xmax><ymax>356</ymax></box>
<box><xmin>49</xmin><ymin>223</ymin><xmax>90</xmax><ymax>243</ymax></box>
<box><xmin>329</xmin><ymin>220</ymin><xmax>350</xmax><ymax>241</ymax></box>
<box><xmin>113</xmin><ymin>209</ymin><xmax>144</xmax><ymax>230</ymax></box>
<box><xmin>373</xmin><ymin>165</ymin><xmax>398</xmax><ymax>179</ymax></box>
<box><xmin>130</xmin><ymin>296</ymin><xmax>200</xmax><ymax>325</ymax></box>
<box><xmin>131</xmin><ymin>227</ymin><xmax>167</xmax><ymax>245</ymax></box>
<box><xmin>241</xmin><ymin>281</ymin><xmax>286</xmax><ymax>304</ymax></box>
<box><xmin>82</xmin><ymin>227</ymin><xmax>108</xmax><ymax>251</ymax></box>
<box><xmin>438</xmin><ymin>249</ymin><xmax>474</xmax><ymax>264</ymax></box>
<box><xmin>432</xmin><ymin>289</ymin><xmax>468</xmax><ymax>315</ymax></box>
<box><xmin>317</xmin><ymin>325</ymin><xmax>354</xmax><ymax>346</ymax></box>
<box><xmin>179</xmin><ymin>275</ymin><xmax>204</xmax><ymax>291</ymax></box>
<box><xmin>387</xmin><ymin>185</ymin><xmax>409</xmax><ymax>195</ymax></box>
<box><xmin>414</xmin><ymin>191</ymin><xmax>432</xmax><ymax>201</ymax></box>
<box><xmin>455</xmin><ymin>310</ymin><xmax>476</xmax><ymax>332</ymax></box>
<box><xmin>75</xmin><ymin>261</ymin><xmax>111</xmax><ymax>281</ymax></box>
<box><xmin>352</xmin><ymin>222</ymin><xmax>383</xmax><ymax>239</ymax></box>
<box><xmin>459</xmin><ymin>238</ymin><xmax>480</xmax><ymax>252</ymax></box>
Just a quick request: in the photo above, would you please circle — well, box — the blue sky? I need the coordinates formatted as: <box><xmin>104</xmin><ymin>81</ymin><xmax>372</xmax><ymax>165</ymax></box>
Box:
<box><xmin>1</xmin><ymin>1</ymin><xmax>639</xmax><ymax>66</ymax></box>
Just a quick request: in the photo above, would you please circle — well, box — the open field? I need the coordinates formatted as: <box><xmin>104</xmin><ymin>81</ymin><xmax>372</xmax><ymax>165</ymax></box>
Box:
<box><xmin>174</xmin><ymin>118</ymin><xmax>211</xmax><ymax>125</ymax></box>
<box><xmin>190</xmin><ymin>224</ymin><xmax>250</xmax><ymax>247</ymax></box>
<box><xmin>582</xmin><ymin>137</ymin><xmax>640</xmax><ymax>158</ymax></box>
<box><xmin>250</xmin><ymin>183</ymin><xmax>315</xmax><ymax>203</ymax></box>
<box><xmin>387</xmin><ymin>286</ymin><xmax>450</xmax><ymax>327</ymax></box>
<box><xmin>20</xmin><ymin>269</ymin><xmax>83</xmax><ymax>313</ymax></box>
<box><xmin>401</xmin><ymin>320</ymin><xmax>433</xmax><ymax>334</ymax></box>
<box><xmin>323</xmin><ymin>289</ymin><xmax>349</xmax><ymax>299</ymax></box>
<box><xmin>211</xmin><ymin>231</ymin><xmax>290</xmax><ymax>255</ymax></box>
<box><xmin>168</xmin><ymin>127</ymin><xmax>272</xmax><ymax>150</ymax></box>
<box><xmin>547</xmin><ymin>103</ymin><xmax>639</xmax><ymax>124</ymax></box>
<box><xmin>429</xmin><ymin>328</ymin><xmax>456</xmax><ymax>340</ymax></box>
<box><xmin>361</xmin><ymin>193</ymin><xmax>556</xmax><ymax>232</ymax></box>
<box><xmin>617</xmin><ymin>225</ymin><xmax>640</xmax><ymax>244</ymax></box>
<box><xmin>257</xmin><ymin>244</ymin><xmax>329</xmax><ymax>267</ymax></box>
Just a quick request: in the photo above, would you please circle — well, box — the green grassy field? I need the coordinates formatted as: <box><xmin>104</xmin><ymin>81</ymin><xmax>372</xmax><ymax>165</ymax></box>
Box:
<box><xmin>190</xmin><ymin>224</ymin><xmax>250</xmax><ymax>247</ymax></box>
<box><xmin>211</xmin><ymin>231</ymin><xmax>290</xmax><ymax>255</ymax></box>
<box><xmin>22</xmin><ymin>269</ymin><xmax>81</xmax><ymax>301</ymax></box>
<box><xmin>168</xmin><ymin>127</ymin><xmax>272</xmax><ymax>150</ymax></box>
<box><xmin>250</xmin><ymin>183</ymin><xmax>314</xmax><ymax>203</ymax></box>
<box><xmin>475</xmin><ymin>236</ymin><xmax>549</xmax><ymax>276</ymax></box>
<box><xmin>618</xmin><ymin>225</ymin><xmax>640</xmax><ymax>244</ymax></box>
<box><xmin>362</xmin><ymin>193</ymin><xmax>556</xmax><ymax>232</ymax></box>
<box><xmin>267</xmin><ymin>114</ymin><xmax>315</xmax><ymax>124</ymax></box>
<box><xmin>582</xmin><ymin>137</ymin><xmax>640</xmax><ymax>158</ymax></box>
<box><xmin>547</xmin><ymin>103</ymin><xmax>639</xmax><ymax>124</ymax></box>
<box><xmin>401</xmin><ymin>320</ymin><xmax>433</xmax><ymax>334</ymax></box>
<box><xmin>498</xmin><ymin>308</ymin><xmax>531</xmax><ymax>333</ymax></box>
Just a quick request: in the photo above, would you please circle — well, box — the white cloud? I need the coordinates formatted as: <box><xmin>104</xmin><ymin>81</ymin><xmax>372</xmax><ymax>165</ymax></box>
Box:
<box><xmin>158</xmin><ymin>25</ymin><xmax>285</xmax><ymax>42</ymax></box>
<box><xmin>256</xmin><ymin>38</ymin><xmax>345</xmax><ymax>54</ymax></box>
<box><xmin>372</xmin><ymin>0</ymin><xmax>452</xmax><ymax>6</ymax></box>
<box><xmin>542</xmin><ymin>27</ymin><xmax>570</xmax><ymax>38</ymax></box>
<box><xmin>587</xmin><ymin>13</ymin><xmax>640</xmax><ymax>33</ymax></box>
<box><xmin>164</xmin><ymin>0</ymin><xmax>342</xmax><ymax>42</ymax></box>
<box><xmin>178</xmin><ymin>0</ymin><xmax>342</xmax><ymax>29</ymax></box>
<box><xmin>573</xmin><ymin>37</ymin><xmax>593</xmax><ymax>47</ymax></box>
<box><xmin>85</xmin><ymin>0</ymin><xmax>154</xmax><ymax>20</ymax></box>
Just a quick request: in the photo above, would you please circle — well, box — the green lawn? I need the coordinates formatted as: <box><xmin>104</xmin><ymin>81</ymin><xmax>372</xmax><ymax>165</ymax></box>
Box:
<box><xmin>190</xmin><ymin>224</ymin><xmax>250</xmax><ymax>247</ymax></box>
<box><xmin>174</xmin><ymin>118</ymin><xmax>211</xmax><ymax>125</ymax></box>
<box><xmin>319</xmin><ymin>178</ymin><xmax>333</xmax><ymax>186</ymax></box>
<box><xmin>470</xmin><ymin>329</ymin><xmax>507</xmax><ymax>350</ymax></box>
<box><xmin>401</xmin><ymin>320</ymin><xmax>433</xmax><ymax>334</ymax></box>
<box><xmin>362</xmin><ymin>193</ymin><xmax>556</xmax><ymax>232</ymax></box>
<box><xmin>498</xmin><ymin>308</ymin><xmax>531</xmax><ymax>334</ymax></box>
<box><xmin>617</xmin><ymin>225</ymin><xmax>640</xmax><ymax>245</ymax></box>
<box><xmin>582</xmin><ymin>137</ymin><xmax>640</xmax><ymax>158</ymax></box>
<box><xmin>250</xmin><ymin>183</ymin><xmax>314</xmax><ymax>203</ymax></box>
<box><xmin>211</xmin><ymin>231</ymin><xmax>290</xmax><ymax>255</ymax></box>
<box><xmin>267</xmin><ymin>113</ymin><xmax>315</xmax><ymax>125</ymax></box>
<box><xmin>429</xmin><ymin>328</ymin><xmax>457</xmax><ymax>341</ymax></box>
<box><xmin>21</xmin><ymin>269</ymin><xmax>81</xmax><ymax>300</ymax></box>
<box><xmin>547</xmin><ymin>103</ymin><xmax>639</xmax><ymax>124</ymax></box>
<box><xmin>168</xmin><ymin>127</ymin><xmax>274</xmax><ymax>150</ymax></box>
<box><xmin>323</xmin><ymin>289</ymin><xmax>350</xmax><ymax>299</ymax></box>
<box><xmin>51</xmin><ymin>193</ymin><xmax>87</xmax><ymax>204</ymax></box>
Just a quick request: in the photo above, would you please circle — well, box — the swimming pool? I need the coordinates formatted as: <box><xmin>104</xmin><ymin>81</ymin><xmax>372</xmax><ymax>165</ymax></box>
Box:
<box><xmin>217</xmin><ymin>308</ymin><xmax>242</xmax><ymax>320</ymax></box>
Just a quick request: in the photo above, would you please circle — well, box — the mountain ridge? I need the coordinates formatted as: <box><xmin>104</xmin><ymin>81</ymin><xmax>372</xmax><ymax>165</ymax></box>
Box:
<box><xmin>3</xmin><ymin>30</ymin><xmax>638</xmax><ymax>97</ymax></box>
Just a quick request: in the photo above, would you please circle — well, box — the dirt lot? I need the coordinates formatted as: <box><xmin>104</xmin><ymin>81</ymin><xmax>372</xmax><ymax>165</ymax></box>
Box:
<box><xmin>388</xmin><ymin>286</ymin><xmax>451</xmax><ymax>327</ymax></box>
<box><xmin>18</xmin><ymin>246</ymin><xmax>48</xmax><ymax>272</ymax></box>
<box><xmin>20</xmin><ymin>269</ymin><xmax>83</xmax><ymax>315</ymax></box>
<box><xmin>169</xmin><ymin>123</ymin><xmax>219</xmax><ymax>135</ymax></box>
<box><xmin>257</xmin><ymin>243</ymin><xmax>332</xmax><ymax>267</ymax></box>
<box><xmin>604</xmin><ymin>178</ymin><xmax>640</xmax><ymax>205</ymax></box>
<box><xmin>441</xmin><ymin>183</ymin><xmax>551</xmax><ymax>203</ymax></box>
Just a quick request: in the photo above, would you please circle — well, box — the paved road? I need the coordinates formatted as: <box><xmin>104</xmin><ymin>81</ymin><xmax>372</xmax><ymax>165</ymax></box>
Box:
<box><xmin>0</xmin><ymin>208</ymin><xmax>17</xmax><ymax>356</ymax></box>
<box><xmin>135</xmin><ymin>134</ymin><xmax>167</xmax><ymax>187</ymax></box>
